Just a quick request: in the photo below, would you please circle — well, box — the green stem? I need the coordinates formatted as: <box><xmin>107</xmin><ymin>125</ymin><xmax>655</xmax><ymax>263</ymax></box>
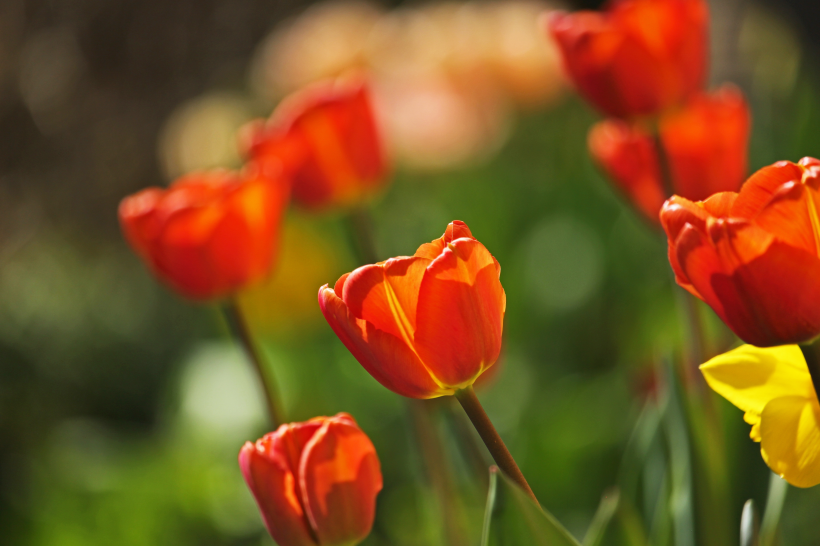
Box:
<box><xmin>758</xmin><ymin>473</ymin><xmax>788</xmax><ymax>546</ymax></box>
<box><xmin>347</xmin><ymin>206</ymin><xmax>379</xmax><ymax>265</ymax></box>
<box><xmin>408</xmin><ymin>400</ymin><xmax>468</xmax><ymax>546</ymax></box>
<box><xmin>454</xmin><ymin>386</ymin><xmax>538</xmax><ymax>504</ymax></box>
<box><xmin>444</xmin><ymin>398</ymin><xmax>491</xmax><ymax>488</ymax></box>
<box><xmin>652</xmin><ymin>129</ymin><xmax>675</xmax><ymax>200</ymax></box>
<box><xmin>222</xmin><ymin>299</ymin><xmax>284</xmax><ymax>428</ymax></box>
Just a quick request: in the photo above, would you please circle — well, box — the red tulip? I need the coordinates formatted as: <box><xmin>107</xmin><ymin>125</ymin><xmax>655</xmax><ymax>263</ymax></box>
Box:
<box><xmin>546</xmin><ymin>0</ymin><xmax>708</xmax><ymax>118</ymax></box>
<box><xmin>119</xmin><ymin>166</ymin><xmax>289</xmax><ymax>300</ymax></box>
<box><xmin>318</xmin><ymin>221</ymin><xmax>506</xmax><ymax>399</ymax></box>
<box><xmin>588</xmin><ymin>118</ymin><xmax>666</xmax><ymax>222</ymax></box>
<box><xmin>244</xmin><ymin>77</ymin><xmax>388</xmax><ymax>211</ymax></box>
<box><xmin>239</xmin><ymin>413</ymin><xmax>382</xmax><ymax>546</ymax></box>
<box><xmin>589</xmin><ymin>85</ymin><xmax>750</xmax><ymax>222</ymax></box>
<box><xmin>660</xmin><ymin>157</ymin><xmax>820</xmax><ymax>346</ymax></box>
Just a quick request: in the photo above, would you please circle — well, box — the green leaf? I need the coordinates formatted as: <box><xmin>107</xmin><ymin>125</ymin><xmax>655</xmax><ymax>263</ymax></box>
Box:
<box><xmin>481</xmin><ymin>466</ymin><xmax>582</xmax><ymax>546</ymax></box>
<box><xmin>740</xmin><ymin>499</ymin><xmax>759</xmax><ymax>546</ymax></box>
<box><xmin>583</xmin><ymin>489</ymin><xmax>619</xmax><ymax>546</ymax></box>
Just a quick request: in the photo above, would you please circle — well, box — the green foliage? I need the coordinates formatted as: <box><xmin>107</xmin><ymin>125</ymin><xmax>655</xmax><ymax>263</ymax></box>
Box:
<box><xmin>481</xmin><ymin>467</ymin><xmax>582</xmax><ymax>546</ymax></box>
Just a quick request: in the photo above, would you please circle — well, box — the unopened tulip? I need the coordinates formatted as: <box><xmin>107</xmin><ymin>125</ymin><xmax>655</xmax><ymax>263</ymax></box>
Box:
<box><xmin>319</xmin><ymin>221</ymin><xmax>506</xmax><ymax>399</ymax></box>
<box><xmin>660</xmin><ymin>157</ymin><xmax>820</xmax><ymax>346</ymax></box>
<box><xmin>244</xmin><ymin>78</ymin><xmax>388</xmax><ymax>211</ymax></box>
<box><xmin>119</xmin><ymin>166</ymin><xmax>289</xmax><ymax>300</ymax></box>
<box><xmin>701</xmin><ymin>344</ymin><xmax>820</xmax><ymax>487</ymax></box>
<box><xmin>546</xmin><ymin>0</ymin><xmax>708</xmax><ymax>118</ymax></box>
<box><xmin>590</xmin><ymin>85</ymin><xmax>750</xmax><ymax>222</ymax></box>
<box><xmin>239</xmin><ymin>413</ymin><xmax>382</xmax><ymax>546</ymax></box>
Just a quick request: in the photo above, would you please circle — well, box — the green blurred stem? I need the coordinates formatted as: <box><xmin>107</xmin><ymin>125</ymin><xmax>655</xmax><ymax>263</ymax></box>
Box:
<box><xmin>454</xmin><ymin>386</ymin><xmax>538</xmax><ymax>504</ymax></box>
<box><xmin>408</xmin><ymin>400</ymin><xmax>469</xmax><ymax>546</ymax></box>
<box><xmin>347</xmin><ymin>206</ymin><xmax>379</xmax><ymax>265</ymax></box>
<box><xmin>444</xmin><ymin>399</ymin><xmax>491</xmax><ymax>489</ymax></box>
<box><xmin>759</xmin><ymin>473</ymin><xmax>788</xmax><ymax>546</ymax></box>
<box><xmin>652</xmin><ymin>129</ymin><xmax>675</xmax><ymax>200</ymax></box>
<box><xmin>222</xmin><ymin>299</ymin><xmax>284</xmax><ymax>428</ymax></box>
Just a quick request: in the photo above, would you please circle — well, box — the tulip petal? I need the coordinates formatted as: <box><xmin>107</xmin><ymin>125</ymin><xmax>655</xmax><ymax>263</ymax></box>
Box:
<box><xmin>700</xmin><ymin>344</ymin><xmax>815</xmax><ymax>417</ymax></box>
<box><xmin>710</xmin><ymin>231</ymin><xmax>820</xmax><ymax>346</ymax></box>
<box><xmin>414</xmin><ymin>239</ymin><xmax>505</xmax><ymax>388</ymax></box>
<box><xmin>300</xmin><ymin>415</ymin><xmax>382</xmax><ymax>545</ymax></box>
<box><xmin>759</xmin><ymin>396</ymin><xmax>820</xmax><ymax>488</ymax></box>
<box><xmin>341</xmin><ymin>257</ymin><xmax>429</xmax><ymax>341</ymax></box>
<box><xmin>319</xmin><ymin>286</ymin><xmax>446</xmax><ymax>398</ymax></box>
<box><xmin>239</xmin><ymin>442</ymin><xmax>318</xmax><ymax>546</ymax></box>
<box><xmin>414</xmin><ymin>220</ymin><xmax>475</xmax><ymax>260</ymax></box>
<box><xmin>730</xmin><ymin>160</ymin><xmax>804</xmax><ymax>220</ymax></box>
<box><xmin>753</xmin><ymin>181</ymin><xmax>820</xmax><ymax>256</ymax></box>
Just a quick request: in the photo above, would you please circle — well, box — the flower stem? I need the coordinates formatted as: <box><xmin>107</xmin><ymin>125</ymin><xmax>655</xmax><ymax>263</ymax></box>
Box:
<box><xmin>652</xmin><ymin>129</ymin><xmax>675</xmax><ymax>200</ymax></box>
<box><xmin>408</xmin><ymin>399</ymin><xmax>469</xmax><ymax>546</ymax></box>
<box><xmin>347</xmin><ymin>205</ymin><xmax>379</xmax><ymax>265</ymax></box>
<box><xmin>454</xmin><ymin>385</ymin><xmax>538</xmax><ymax>504</ymax></box>
<box><xmin>222</xmin><ymin>299</ymin><xmax>284</xmax><ymax>428</ymax></box>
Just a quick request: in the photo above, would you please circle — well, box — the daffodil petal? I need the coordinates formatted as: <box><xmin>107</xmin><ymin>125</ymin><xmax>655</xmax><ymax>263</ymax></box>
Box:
<box><xmin>759</xmin><ymin>395</ymin><xmax>820</xmax><ymax>488</ymax></box>
<box><xmin>700</xmin><ymin>344</ymin><xmax>815</xmax><ymax>415</ymax></box>
<box><xmin>744</xmin><ymin>411</ymin><xmax>762</xmax><ymax>442</ymax></box>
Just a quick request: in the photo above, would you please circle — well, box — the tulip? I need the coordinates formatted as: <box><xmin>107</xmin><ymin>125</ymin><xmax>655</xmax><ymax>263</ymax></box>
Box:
<box><xmin>318</xmin><ymin>220</ymin><xmax>506</xmax><ymax>399</ymax></box>
<box><xmin>243</xmin><ymin>77</ymin><xmax>388</xmax><ymax>211</ymax></box>
<box><xmin>701</xmin><ymin>344</ymin><xmax>820</xmax><ymax>487</ymax></box>
<box><xmin>589</xmin><ymin>85</ymin><xmax>750</xmax><ymax>222</ymax></box>
<box><xmin>660</xmin><ymin>157</ymin><xmax>820</xmax><ymax>347</ymax></box>
<box><xmin>546</xmin><ymin>0</ymin><xmax>708</xmax><ymax>118</ymax></box>
<box><xmin>119</xmin><ymin>166</ymin><xmax>289</xmax><ymax>300</ymax></box>
<box><xmin>239</xmin><ymin>413</ymin><xmax>383</xmax><ymax>546</ymax></box>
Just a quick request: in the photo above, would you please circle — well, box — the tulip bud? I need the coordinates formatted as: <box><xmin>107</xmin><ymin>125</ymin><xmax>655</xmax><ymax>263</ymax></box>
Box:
<box><xmin>589</xmin><ymin>85</ymin><xmax>750</xmax><ymax>223</ymax></box>
<box><xmin>239</xmin><ymin>413</ymin><xmax>382</xmax><ymax>546</ymax></box>
<box><xmin>319</xmin><ymin>221</ymin><xmax>506</xmax><ymax>399</ymax></box>
<box><xmin>244</xmin><ymin>77</ymin><xmax>388</xmax><ymax>211</ymax></box>
<box><xmin>546</xmin><ymin>0</ymin><xmax>708</xmax><ymax>118</ymax></box>
<box><xmin>118</xmin><ymin>165</ymin><xmax>289</xmax><ymax>300</ymax></box>
<box><xmin>660</xmin><ymin>157</ymin><xmax>820</xmax><ymax>347</ymax></box>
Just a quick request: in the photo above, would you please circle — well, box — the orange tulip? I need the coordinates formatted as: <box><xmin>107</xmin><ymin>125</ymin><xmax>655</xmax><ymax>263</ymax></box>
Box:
<box><xmin>589</xmin><ymin>85</ymin><xmax>750</xmax><ymax>222</ymax></box>
<box><xmin>244</xmin><ymin>78</ymin><xmax>388</xmax><ymax>211</ymax></box>
<box><xmin>239</xmin><ymin>413</ymin><xmax>382</xmax><ymax>546</ymax></box>
<box><xmin>660</xmin><ymin>157</ymin><xmax>820</xmax><ymax>346</ymax></box>
<box><xmin>546</xmin><ymin>0</ymin><xmax>708</xmax><ymax>118</ymax></box>
<box><xmin>319</xmin><ymin>221</ymin><xmax>506</xmax><ymax>399</ymax></box>
<box><xmin>119</xmin><ymin>166</ymin><xmax>289</xmax><ymax>300</ymax></box>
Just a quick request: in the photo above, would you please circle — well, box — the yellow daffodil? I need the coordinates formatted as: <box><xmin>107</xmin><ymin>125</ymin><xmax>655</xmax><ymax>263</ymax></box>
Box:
<box><xmin>701</xmin><ymin>344</ymin><xmax>820</xmax><ymax>488</ymax></box>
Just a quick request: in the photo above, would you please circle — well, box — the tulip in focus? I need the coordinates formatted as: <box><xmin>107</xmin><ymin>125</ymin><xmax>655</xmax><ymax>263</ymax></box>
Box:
<box><xmin>243</xmin><ymin>77</ymin><xmax>388</xmax><ymax>211</ymax></box>
<box><xmin>590</xmin><ymin>85</ymin><xmax>750</xmax><ymax>222</ymax></box>
<box><xmin>319</xmin><ymin>221</ymin><xmax>506</xmax><ymax>398</ymax></box>
<box><xmin>660</xmin><ymin>157</ymin><xmax>820</xmax><ymax>346</ymax></box>
<box><xmin>701</xmin><ymin>344</ymin><xmax>820</xmax><ymax>487</ymax></box>
<box><xmin>240</xmin><ymin>413</ymin><xmax>383</xmax><ymax>546</ymax></box>
<box><xmin>119</xmin><ymin>166</ymin><xmax>289</xmax><ymax>300</ymax></box>
<box><xmin>546</xmin><ymin>0</ymin><xmax>708</xmax><ymax>118</ymax></box>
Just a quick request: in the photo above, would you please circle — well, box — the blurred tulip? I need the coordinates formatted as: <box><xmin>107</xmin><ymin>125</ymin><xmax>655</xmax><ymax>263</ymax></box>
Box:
<box><xmin>546</xmin><ymin>0</ymin><xmax>708</xmax><ymax>118</ymax></box>
<box><xmin>701</xmin><ymin>344</ymin><xmax>820</xmax><ymax>487</ymax></box>
<box><xmin>588</xmin><ymin>118</ymin><xmax>666</xmax><ymax>222</ymax></box>
<box><xmin>318</xmin><ymin>220</ymin><xmax>505</xmax><ymax>399</ymax></box>
<box><xmin>244</xmin><ymin>77</ymin><xmax>388</xmax><ymax>211</ymax></box>
<box><xmin>660</xmin><ymin>157</ymin><xmax>820</xmax><ymax>346</ymax></box>
<box><xmin>590</xmin><ymin>85</ymin><xmax>750</xmax><ymax>222</ymax></box>
<box><xmin>119</xmin><ymin>166</ymin><xmax>289</xmax><ymax>300</ymax></box>
<box><xmin>239</xmin><ymin>413</ymin><xmax>382</xmax><ymax>546</ymax></box>
<box><xmin>660</xmin><ymin>85</ymin><xmax>750</xmax><ymax>201</ymax></box>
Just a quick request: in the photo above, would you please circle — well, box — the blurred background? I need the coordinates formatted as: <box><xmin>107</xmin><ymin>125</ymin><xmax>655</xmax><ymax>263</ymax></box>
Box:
<box><xmin>1</xmin><ymin>0</ymin><xmax>820</xmax><ymax>545</ymax></box>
